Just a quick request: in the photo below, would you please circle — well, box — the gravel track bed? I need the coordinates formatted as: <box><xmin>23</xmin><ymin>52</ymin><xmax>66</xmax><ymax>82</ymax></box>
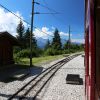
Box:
<box><xmin>0</xmin><ymin>57</ymin><xmax>66</xmax><ymax>100</ymax></box>
<box><xmin>37</xmin><ymin>55</ymin><xmax>85</xmax><ymax>100</ymax></box>
<box><xmin>0</xmin><ymin>54</ymin><xmax>84</xmax><ymax>100</ymax></box>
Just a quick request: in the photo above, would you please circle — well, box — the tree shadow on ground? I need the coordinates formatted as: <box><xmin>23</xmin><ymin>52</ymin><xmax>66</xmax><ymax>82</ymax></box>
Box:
<box><xmin>0</xmin><ymin>64</ymin><xmax>43</xmax><ymax>99</ymax></box>
<box><xmin>0</xmin><ymin>64</ymin><xmax>43</xmax><ymax>83</ymax></box>
<box><xmin>0</xmin><ymin>92</ymin><xmax>41</xmax><ymax>100</ymax></box>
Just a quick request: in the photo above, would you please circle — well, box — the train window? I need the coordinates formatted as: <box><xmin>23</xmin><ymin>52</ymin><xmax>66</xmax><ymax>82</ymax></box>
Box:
<box><xmin>85</xmin><ymin>29</ymin><xmax>89</xmax><ymax>76</ymax></box>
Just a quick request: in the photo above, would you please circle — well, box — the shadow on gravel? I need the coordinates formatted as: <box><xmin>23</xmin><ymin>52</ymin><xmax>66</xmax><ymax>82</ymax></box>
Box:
<box><xmin>0</xmin><ymin>64</ymin><xmax>43</xmax><ymax>83</ymax></box>
<box><xmin>0</xmin><ymin>93</ymin><xmax>37</xmax><ymax>100</ymax></box>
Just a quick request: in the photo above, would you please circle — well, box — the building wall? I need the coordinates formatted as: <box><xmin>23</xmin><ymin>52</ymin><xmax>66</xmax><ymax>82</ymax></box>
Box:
<box><xmin>0</xmin><ymin>38</ymin><xmax>14</xmax><ymax>66</ymax></box>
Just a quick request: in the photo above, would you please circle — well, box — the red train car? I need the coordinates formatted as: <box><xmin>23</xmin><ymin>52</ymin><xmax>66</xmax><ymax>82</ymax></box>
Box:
<box><xmin>85</xmin><ymin>0</ymin><xmax>100</xmax><ymax>100</ymax></box>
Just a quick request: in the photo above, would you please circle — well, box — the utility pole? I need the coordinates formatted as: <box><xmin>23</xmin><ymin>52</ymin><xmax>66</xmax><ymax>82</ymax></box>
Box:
<box><xmin>68</xmin><ymin>25</ymin><xmax>71</xmax><ymax>52</ymax></box>
<box><xmin>30</xmin><ymin>0</ymin><xmax>34</xmax><ymax>68</ymax></box>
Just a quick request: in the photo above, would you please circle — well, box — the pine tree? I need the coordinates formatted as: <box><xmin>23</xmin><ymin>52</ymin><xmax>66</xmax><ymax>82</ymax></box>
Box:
<box><xmin>63</xmin><ymin>40</ymin><xmax>69</xmax><ymax>49</ymax></box>
<box><xmin>16</xmin><ymin>20</ymin><xmax>25</xmax><ymax>41</ymax></box>
<box><xmin>24</xmin><ymin>28</ymin><xmax>30</xmax><ymax>48</ymax></box>
<box><xmin>45</xmin><ymin>39</ymin><xmax>50</xmax><ymax>50</ymax></box>
<box><xmin>24</xmin><ymin>28</ymin><xmax>37</xmax><ymax>49</ymax></box>
<box><xmin>32</xmin><ymin>35</ymin><xmax>37</xmax><ymax>49</ymax></box>
<box><xmin>52</xmin><ymin>28</ymin><xmax>62</xmax><ymax>50</ymax></box>
<box><xmin>16</xmin><ymin>20</ymin><xmax>25</xmax><ymax>49</ymax></box>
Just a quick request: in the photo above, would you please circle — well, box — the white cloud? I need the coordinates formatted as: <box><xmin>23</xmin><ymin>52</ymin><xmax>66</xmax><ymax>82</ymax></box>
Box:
<box><xmin>42</xmin><ymin>27</ymin><xmax>49</xmax><ymax>32</ymax></box>
<box><xmin>0</xmin><ymin>7</ymin><xmax>83</xmax><ymax>44</ymax></box>
<box><xmin>60</xmin><ymin>32</ymin><xmax>68</xmax><ymax>36</ymax></box>
<box><xmin>33</xmin><ymin>27</ymin><xmax>53</xmax><ymax>39</ymax></box>
<box><xmin>51</xmin><ymin>26</ymin><xmax>55</xmax><ymax>30</ymax></box>
<box><xmin>59</xmin><ymin>32</ymin><xmax>72</xmax><ymax>37</ymax></box>
<box><xmin>0</xmin><ymin>7</ymin><xmax>27</xmax><ymax>36</ymax></box>
<box><xmin>33</xmin><ymin>27</ymin><xmax>73</xmax><ymax>39</ymax></box>
<box><xmin>71</xmin><ymin>39</ymin><xmax>85</xmax><ymax>44</ymax></box>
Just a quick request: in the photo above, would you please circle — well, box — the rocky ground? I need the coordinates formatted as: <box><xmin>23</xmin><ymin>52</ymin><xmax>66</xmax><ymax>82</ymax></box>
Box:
<box><xmin>38</xmin><ymin>55</ymin><xmax>85</xmax><ymax>100</ymax></box>
<box><xmin>0</xmin><ymin>54</ymin><xmax>85</xmax><ymax>100</ymax></box>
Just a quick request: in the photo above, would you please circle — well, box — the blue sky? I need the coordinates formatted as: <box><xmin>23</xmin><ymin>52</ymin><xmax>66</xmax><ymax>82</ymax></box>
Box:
<box><xmin>0</xmin><ymin>0</ymin><xmax>84</xmax><ymax>43</ymax></box>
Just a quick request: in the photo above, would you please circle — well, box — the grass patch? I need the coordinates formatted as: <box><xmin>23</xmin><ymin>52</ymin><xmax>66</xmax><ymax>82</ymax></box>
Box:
<box><xmin>18</xmin><ymin>55</ymin><xmax>64</xmax><ymax>65</ymax></box>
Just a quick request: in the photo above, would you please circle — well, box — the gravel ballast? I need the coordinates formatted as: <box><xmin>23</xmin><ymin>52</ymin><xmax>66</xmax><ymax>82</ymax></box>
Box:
<box><xmin>38</xmin><ymin>55</ymin><xmax>85</xmax><ymax>100</ymax></box>
<box><xmin>0</xmin><ymin>55</ymin><xmax>85</xmax><ymax>100</ymax></box>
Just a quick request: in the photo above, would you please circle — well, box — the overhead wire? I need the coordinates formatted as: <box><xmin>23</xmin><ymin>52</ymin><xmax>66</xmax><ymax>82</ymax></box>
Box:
<box><xmin>0</xmin><ymin>3</ymin><xmax>54</xmax><ymax>36</ymax></box>
<box><xmin>38</xmin><ymin>1</ymin><xmax>84</xmax><ymax>35</ymax></box>
<box><xmin>34</xmin><ymin>2</ymin><xmax>68</xmax><ymax>41</ymax></box>
<box><xmin>36</xmin><ymin>1</ymin><xmax>68</xmax><ymax>26</ymax></box>
<box><xmin>0</xmin><ymin>3</ymin><xmax>68</xmax><ymax>42</ymax></box>
<box><xmin>0</xmin><ymin>4</ymin><xmax>30</xmax><ymax>25</ymax></box>
<box><xmin>36</xmin><ymin>2</ymin><xmax>60</xmax><ymax>14</ymax></box>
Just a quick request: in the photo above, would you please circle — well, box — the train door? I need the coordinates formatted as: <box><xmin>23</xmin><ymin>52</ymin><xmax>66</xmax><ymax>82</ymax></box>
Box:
<box><xmin>95</xmin><ymin>0</ymin><xmax>100</xmax><ymax>99</ymax></box>
<box><xmin>85</xmin><ymin>0</ymin><xmax>91</xmax><ymax>99</ymax></box>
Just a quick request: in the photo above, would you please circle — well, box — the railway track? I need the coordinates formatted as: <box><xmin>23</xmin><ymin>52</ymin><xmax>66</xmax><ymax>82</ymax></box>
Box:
<box><xmin>8</xmin><ymin>53</ymin><xmax>80</xmax><ymax>100</ymax></box>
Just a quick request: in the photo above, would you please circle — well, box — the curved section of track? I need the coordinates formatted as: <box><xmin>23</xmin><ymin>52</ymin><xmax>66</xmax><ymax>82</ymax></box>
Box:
<box><xmin>8</xmin><ymin>53</ymin><xmax>81</xmax><ymax>100</ymax></box>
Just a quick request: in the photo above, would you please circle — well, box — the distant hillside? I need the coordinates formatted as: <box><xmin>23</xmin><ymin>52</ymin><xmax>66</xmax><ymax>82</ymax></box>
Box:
<box><xmin>36</xmin><ymin>38</ymin><xmax>83</xmax><ymax>48</ymax></box>
<box><xmin>37</xmin><ymin>38</ymin><xmax>47</xmax><ymax>48</ymax></box>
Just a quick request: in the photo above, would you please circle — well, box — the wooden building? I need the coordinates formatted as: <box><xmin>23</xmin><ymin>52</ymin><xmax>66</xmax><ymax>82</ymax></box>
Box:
<box><xmin>0</xmin><ymin>31</ymin><xmax>19</xmax><ymax>66</ymax></box>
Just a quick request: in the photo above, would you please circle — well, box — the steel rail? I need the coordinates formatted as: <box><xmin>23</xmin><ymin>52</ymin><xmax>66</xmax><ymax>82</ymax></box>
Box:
<box><xmin>8</xmin><ymin>58</ymin><xmax>65</xmax><ymax>100</ymax></box>
<box><xmin>32</xmin><ymin>54</ymin><xmax>79</xmax><ymax>100</ymax></box>
<box><xmin>19</xmin><ymin>61</ymin><xmax>66</xmax><ymax>99</ymax></box>
<box><xmin>8</xmin><ymin>54</ymin><xmax>80</xmax><ymax>100</ymax></box>
<box><xmin>33</xmin><ymin>62</ymin><xmax>66</xmax><ymax>100</ymax></box>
